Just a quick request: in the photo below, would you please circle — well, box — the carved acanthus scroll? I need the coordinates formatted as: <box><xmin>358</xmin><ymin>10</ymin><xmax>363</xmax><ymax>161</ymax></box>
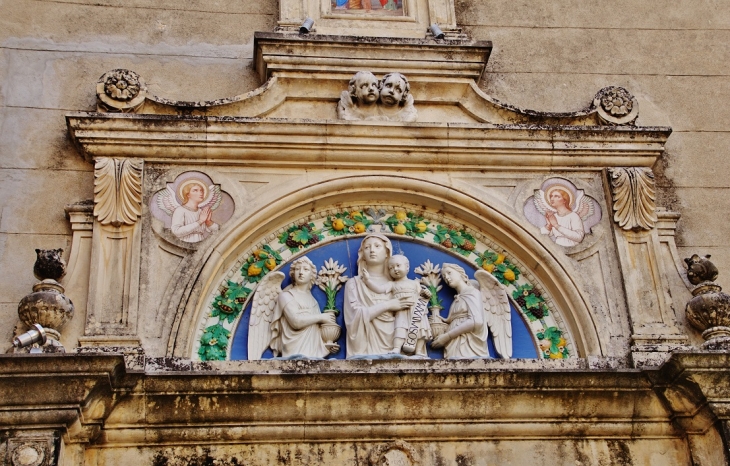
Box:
<box><xmin>93</xmin><ymin>158</ymin><xmax>143</xmax><ymax>227</ymax></box>
<box><xmin>608</xmin><ymin>167</ymin><xmax>657</xmax><ymax>230</ymax></box>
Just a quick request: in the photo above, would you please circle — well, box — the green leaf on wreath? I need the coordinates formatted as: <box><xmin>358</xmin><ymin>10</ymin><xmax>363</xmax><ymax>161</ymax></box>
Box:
<box><xmin>525</xmin><ymin>294</ymin><xmax>544</xmax><ymax>309</ymax></box>
<box><xmin>291</xmin><ymin>229</ymin><xmax>312</xmax><ymax>244</ymax></box>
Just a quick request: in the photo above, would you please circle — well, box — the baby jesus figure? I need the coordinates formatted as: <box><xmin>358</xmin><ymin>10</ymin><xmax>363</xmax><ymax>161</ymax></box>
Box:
<box><xmin>362</xmin><ymin>254</ymin><xmax>432</xmax><ymax>356</ymax></box>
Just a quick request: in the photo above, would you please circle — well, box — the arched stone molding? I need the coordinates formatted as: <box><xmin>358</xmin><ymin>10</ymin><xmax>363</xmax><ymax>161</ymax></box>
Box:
<box><xmin>163</xmin><ymin>175</ymin><xmax>604</xmax><ymax>360</ymax></box>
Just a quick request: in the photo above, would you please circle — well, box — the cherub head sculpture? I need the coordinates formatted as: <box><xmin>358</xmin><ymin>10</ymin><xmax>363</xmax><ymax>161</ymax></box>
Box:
<box><xmin>348</xmin><ymin>71</ymin><xmax>380</xmax><ymax>105</ymax></box>
<box><xmin>380</xmin><ymin>72</ymin><xmax>411</xmax><ymax>107</ymax></box>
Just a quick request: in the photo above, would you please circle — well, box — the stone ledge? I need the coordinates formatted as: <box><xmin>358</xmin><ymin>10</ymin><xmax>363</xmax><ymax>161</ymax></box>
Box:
<box><xmin>67</xmin><ymin>112</ymin><xmax>671</xmax><ymax>168</ymax></box>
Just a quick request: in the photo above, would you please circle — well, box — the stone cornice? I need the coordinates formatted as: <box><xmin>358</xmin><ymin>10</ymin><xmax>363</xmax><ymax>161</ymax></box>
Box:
<box><xmin>254</xmin><ymin>32</ymin><xmax>492</xmax><ymax>81</ymax></box>
<box><xmin>3</xmin><ymin>353</ymin><xmax>727</xmax><ymax>445</ymax></box>
<box><xmin>66</xmin><ymin>112</ymin><xmax>671</xmax><ymax>170</ymax></box>
<box><xmin>0</xmin><ymin>354</ymin><xmax>127</xmax><ymax>443</ymax></box>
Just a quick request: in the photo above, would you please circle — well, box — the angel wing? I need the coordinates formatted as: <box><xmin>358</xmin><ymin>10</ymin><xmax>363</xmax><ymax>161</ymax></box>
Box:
<box><xmin>199</xmin><ymin>185</ymin><xmax>222</xmax><ymax>211</ymax></box>
<box><xmin>532</xmin><ymin>189</ymin><xmax>553</xmax><ymax>216</ymax></box>
<box><xmin>474</xmin><ymin>269</ymin><xmax>512</xmax><ymax>359</ymax></box>
<box><xmin>574</xmin><ymin>192</ymin><xmax>595</xmax><ymax>222</ymax></box>
<box><xmin>248</xmin><ymin>271</ymin><xmax>285</xmax><ymax>360</ymax></box>
<box><xmin>156</xmin><ymin>186</ymin><xmax>180</xmax><ymax>216</ymax></box>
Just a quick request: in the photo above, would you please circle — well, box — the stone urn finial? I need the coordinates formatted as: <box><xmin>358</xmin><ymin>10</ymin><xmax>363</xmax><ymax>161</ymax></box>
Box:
<box><xmin>13</xmin><ymin>249</ymin><xmax>74</xmax><ymax>352</ymax></box>
<box><xmin>684</xmin><ymin>254</ymin><xmax>730</xmax><ymax>350</ymax></box>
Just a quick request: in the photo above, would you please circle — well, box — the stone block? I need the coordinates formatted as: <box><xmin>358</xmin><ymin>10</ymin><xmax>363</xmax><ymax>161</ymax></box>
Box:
<box><xmin>0</xmin><ymin>107</ymin><xmax>91</xmax><ymax>171</ymax></box>
<box><xmin>480</xmin><ymin>73</ymin><xmax>730</xmax><ymax>131</ymax></box>
<box><xmin>661</xmin><ymin>132</ymin><xmax>730</xmax><ymax>189</ymax></box>
<box><xmin>677</xmin><ymin>246</ymin><xmax>730</xmax><ymax>293</ymax></box>
<box><xmin>0</xmin><ymin>233</ymin><xmax>70</xmax><ymax>305</ymax></box>
<box><xmin>457</xmin><ymin>0</ymin><xmax>730</xmax><ymax>30</ymax></box>
<box><xmin>0</xmin><ymin>169</ymin><xmax>92</xmax><ymax>234</ymax></box>
<box><xmin>0</xmin><ymin>0</ymin><xmax>276</xmax><ymax>46</ymax></box>
<box><xmin>674</xmin><ymin>190</ymin><xmax>730</xmax><ymax>250</ymax></box>
<box><xmin>0</xmin><ymin>302</ymin><xmax>17</xmax><ymax>354</ymax></box>
<box><xmin>470</xmin><ymin>27</ymin><xmax>730</xmax><ymax>77</ymax></box>
<box><xmin>1</xmin><ymin>49</ymin><xmax>262</xmax><ymax>110</ymax></box>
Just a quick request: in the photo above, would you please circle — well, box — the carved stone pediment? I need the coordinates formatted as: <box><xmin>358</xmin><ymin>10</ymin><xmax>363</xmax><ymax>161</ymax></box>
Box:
<box><xmin>83</xmin><ymin>33</ymin><xmax>643</xmax><ymax>128</ymax></box>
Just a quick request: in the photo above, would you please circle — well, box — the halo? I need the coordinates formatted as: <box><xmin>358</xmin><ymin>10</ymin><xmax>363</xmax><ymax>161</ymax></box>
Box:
<box><xmin>178</xmin><ymin>179</ymin><xmax>208</xmax><ymax>204</ymax></box>
<box><xmin>544</xmin><ymin>185</ymin><xmax>575</xmax><ymax>209</ymax></box>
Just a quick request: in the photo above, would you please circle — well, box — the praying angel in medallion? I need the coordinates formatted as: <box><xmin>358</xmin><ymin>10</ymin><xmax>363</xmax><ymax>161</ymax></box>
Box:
<box><xmin>150</xmin><ymin>170</ymin><xmax>237</xmax><ymax>244</ymax></box>
<box><xmin>524</xmin><ymin>178</ymin><xmax>602</xmax><ymax>247</ymax></box>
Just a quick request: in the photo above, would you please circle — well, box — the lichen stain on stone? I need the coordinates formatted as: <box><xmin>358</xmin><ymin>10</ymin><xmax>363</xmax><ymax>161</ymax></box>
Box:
<box><xmin>152</xmin><ymin>447</ymin><xmax>243</xmax><ymax>466</ymax></box>
<box><xmin>276</xmin><ymin>447</ymin><xmax>292</xmax><ymax>464</ymax></box>
<box><xmin>455</xmin><ymin>452</ymin><xmax>474</xmax><ymax>466</ymax></box>
<box><xmin>606</xmin><ymin>439</ymin><xmax>633</xmax><ymax>465</ymax></box>
<box><xmin>197</xmin><ymin>396</ymin><xmax>220</xmax><ymax>411</ymax></box>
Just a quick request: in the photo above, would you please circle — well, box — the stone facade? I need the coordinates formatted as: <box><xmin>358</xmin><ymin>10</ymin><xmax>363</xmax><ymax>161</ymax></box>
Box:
<box><xmin>2</xmin><ymin>1</ymin><xmax>730</xmax><ymax>465</ymax></box>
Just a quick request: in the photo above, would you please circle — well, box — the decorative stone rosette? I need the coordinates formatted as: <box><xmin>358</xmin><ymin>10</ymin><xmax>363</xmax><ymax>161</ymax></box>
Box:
<box><xmin>10</xmin><ymin>442</ymin><xmax>46</xmax><ymax>466</ymax></box>
<box><xmin>686</xmin><ymin>281</ymin><xmax>730</xmax><ymax>350</ymax></box>
<box><xmin>96</xmin><ymin>69</ymin><xmax>147</xmax><ymax>112</ymax></box>
<box><xmin>594</xmin><ymin>86</ymin><xmax>639</xmax><ymax>125</ymax></box>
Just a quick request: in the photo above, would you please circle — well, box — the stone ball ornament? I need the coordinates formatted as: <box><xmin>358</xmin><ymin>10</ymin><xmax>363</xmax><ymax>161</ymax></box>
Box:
<box><xmin>96</xmin><ymin>69</ymin><xmax>147</xmax><ymax>112</ymax></box>
<box><xmin>593</xmin><ymin>86</ymin><xmax>639</xmax><ymax>125</ymax></box>
<box><xmin>684</xmin><ymin>254</ymin><xmax>730</xmax><ymax>350</ymax></box>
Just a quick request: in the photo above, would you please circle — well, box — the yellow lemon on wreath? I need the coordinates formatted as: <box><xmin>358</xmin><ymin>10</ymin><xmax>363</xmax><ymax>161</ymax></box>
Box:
<box><xmin>247</xmin><ymin>263</ymin><xmax>263</xmax><ymax>276</ymax></box>
<box><xmin>395</xmin><ymin>211</ymin><xmax>408</xmax><ymax>221</ymax></box>
<box><xmin>482</xmin><ymin>262</ymin><xmax>495</xmax><ymax>273</ymax></box>
<box><xmin>393</xmin><ymin>224</ymin><xmax>407</xmax><ymax>235</ymax></box>
<box><xmin>494</xmin><ymin>254</ymin><xmax>505</xmax><ymax>265</ymax></box>
<box><xmin>254</xmin><ymin>249</ymin><xmax>267</xmax><ymax>259</ymax></box>
<box><xmin>415</xmin><ymin>221</ymin><xmax>428</xmax><ymax>233</ymax></box>
<box><xmin>557</xmin><ymin>337</ymin><xmax>566</xmax><ymax>347</ymax></box>
<box><xmin>265</xmin><ymin>258</ymin><xmax>277</xmax><ymax>271</ymax></box>
<box><xmin>503</xmin><ymin>269</ymin><xmax>516</xmax><ymax>282</ymax></box>
<box><xmin>549</xmin><ymin>351</ymin><xmax>563</xmax><ymax>359</ymax></box>
<box><xmin>354</xmin><ymin>222</ymin><xmax>366</xmax><ymax>233</ymax></box>
<box><xmin>350</xmin><ymin>211</ymin><xmax>362</xmax><ymax>219</ymax></box>
<box><xmin>332</xmin><ymin>218</ymin><xmax>345</xmax><ymax>231</ymax></box>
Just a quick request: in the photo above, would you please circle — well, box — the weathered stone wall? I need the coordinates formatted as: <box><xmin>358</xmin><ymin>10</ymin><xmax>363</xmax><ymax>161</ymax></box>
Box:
<box><xmin>1</xmin><ymin>0</ymin><xmax>728</xmax><ymax>355</ymax></box>
<box><xmin>0</xmin><ymin>0</ymin><xmax>276</xmax><ymax>350</ymax></box>
<box><xmin>462</xmin><ymin>0</ymin><xmax>730</xmax><ymax>288</ymax></box>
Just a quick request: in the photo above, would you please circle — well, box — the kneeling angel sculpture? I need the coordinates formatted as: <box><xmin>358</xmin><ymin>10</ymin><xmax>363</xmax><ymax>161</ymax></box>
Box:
<box><xmin>248</xmin><ymin>257</ymin><xmax>337</xmax><ymax>359</ymax></box>
<box><xmin>431</xmin><ymin>264</ymin><xmax>512</xmax><ymax>359</ymax></box>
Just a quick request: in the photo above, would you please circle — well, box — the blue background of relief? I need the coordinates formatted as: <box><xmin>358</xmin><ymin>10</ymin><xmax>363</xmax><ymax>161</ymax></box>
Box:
<box><xmin>230</xmin><ymin>237</ymin><xmax>538</xmax><ymax>360</ymax></box>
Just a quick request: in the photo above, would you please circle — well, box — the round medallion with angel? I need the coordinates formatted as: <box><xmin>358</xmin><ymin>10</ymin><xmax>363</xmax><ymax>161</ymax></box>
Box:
<box><xmin>150</xmin><ymin>171</ymin><xmax>234</xmax><ymax>244</ymax></box>
<box><xmin>523</xmin><ymin>178</ymin><xmax>602</xmax><ymax>247</ymax></box>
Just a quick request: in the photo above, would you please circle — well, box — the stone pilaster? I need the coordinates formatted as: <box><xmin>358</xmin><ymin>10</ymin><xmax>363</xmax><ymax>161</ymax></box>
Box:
<box><xmin>608</xmin><ymin>168</ymin><xmax>689</xmax><ymax>366</ymax></box>
<box><xmin>81</xmin><ymin>158</ymin><xmax>143</xmax><ymax>347</ymax></box>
